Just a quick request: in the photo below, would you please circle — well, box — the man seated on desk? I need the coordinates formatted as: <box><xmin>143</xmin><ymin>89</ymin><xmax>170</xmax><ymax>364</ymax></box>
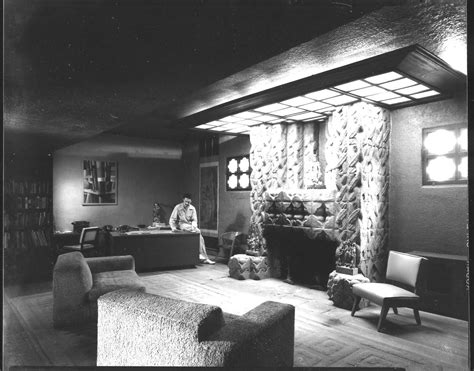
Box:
<box><xmin>169</xmin><ymin>193</ymin><xmax>215</xmax><ymax>265</ymax></box>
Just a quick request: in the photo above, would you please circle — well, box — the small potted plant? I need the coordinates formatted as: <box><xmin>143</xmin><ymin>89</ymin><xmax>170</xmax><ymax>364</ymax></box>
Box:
<box><xmin>335</xmin><ymin>240</ymin><xmax>359</xmax><ymax>275</ymax></box>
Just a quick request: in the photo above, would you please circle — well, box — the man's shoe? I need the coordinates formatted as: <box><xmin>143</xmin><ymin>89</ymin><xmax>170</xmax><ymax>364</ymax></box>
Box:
<box><xmin>204</xmin><ymin>259</ymin><xmax>215</xmax><ymax>265</ymax></box>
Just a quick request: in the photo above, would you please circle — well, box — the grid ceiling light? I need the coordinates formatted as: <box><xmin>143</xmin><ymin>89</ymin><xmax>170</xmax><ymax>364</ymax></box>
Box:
<box><xmin>194</xmin><ymin>70</ymin><xmax>441</xmax><ymax>135</ymax></box>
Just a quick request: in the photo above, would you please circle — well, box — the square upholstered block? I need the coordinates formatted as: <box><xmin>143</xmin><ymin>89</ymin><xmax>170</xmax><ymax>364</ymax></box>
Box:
<box><xmin>249</xmin><ymin>256</ymin><xmax>271</xmax><ymax>280</ymax></box>
<box><xmin>228</xmin><ymin>254</ymin><xmax>252</xmax><ymax>280</ymax></box>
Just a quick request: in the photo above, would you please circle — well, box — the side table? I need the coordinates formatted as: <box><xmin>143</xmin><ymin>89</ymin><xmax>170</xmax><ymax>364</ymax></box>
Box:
<box><xmin>327</xmin><ymin>270</ymin><xmax>370</xmax><ymax>310</ymax></box>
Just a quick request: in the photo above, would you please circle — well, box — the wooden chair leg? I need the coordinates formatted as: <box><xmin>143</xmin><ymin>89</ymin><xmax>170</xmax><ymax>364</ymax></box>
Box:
<box><xmin>413</xmin><ymin>308</ymin><xmax>421</xmax><ymax>325</ymax></box>
<box><xmin>351</xmin><ymin>296</ymin><xmax>361</xmax><ymax>316</ymax></box>
<box><xmin>392</xmin><ymin>307</ymin><xmax>398</xmax><ymax>314</ymax></box>
<box><xmin>377</xmin><ymin>304</ymin><xmax>390</xmax><ymax>332</ymax></box>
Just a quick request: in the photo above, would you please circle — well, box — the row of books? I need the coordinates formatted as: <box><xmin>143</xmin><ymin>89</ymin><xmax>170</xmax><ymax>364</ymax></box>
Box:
<box><xmin>4</xmin><ymin>211</ymin><xmax>52</xmax><ymax>229</ymax></box>
<box><xmin>11</xmin><ymin>195</ymin><xmax>51</xmax><ymax>210</ymax></box>
<box><xmin>3</xmin><ymin>230</ymin><xmax>51</xmax><ymax>249</ymax></box>
<box><xmin>4</xmin><ymin>179</ymin><xmax>52</xmax><ymax>195</ymax></box>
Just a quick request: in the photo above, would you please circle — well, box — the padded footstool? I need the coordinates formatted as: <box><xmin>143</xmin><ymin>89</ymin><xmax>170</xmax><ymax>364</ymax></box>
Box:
<box><xmin>327</xmin><ymin>270</ymin><xmax>370</xmax><ymax>310</ymax></box>
<box><xmin>249</xmin><ymin>256</ymin><xmax>271</xmax><ymax>280</ymax></box>
<box><xmin>228</xmin><ymin>254</ymin><xmax>252</xmax><ymax>280</ymax></box>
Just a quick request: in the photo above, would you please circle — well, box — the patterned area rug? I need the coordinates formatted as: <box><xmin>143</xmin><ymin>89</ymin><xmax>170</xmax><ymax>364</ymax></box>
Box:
<box><xmin>5</xmin><ymin>292</ymin><xmax>97</xmax><ymax>368</ymax></box>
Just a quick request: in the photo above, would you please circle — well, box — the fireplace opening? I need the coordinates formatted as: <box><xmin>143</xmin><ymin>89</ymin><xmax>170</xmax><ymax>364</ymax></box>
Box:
<box><xmin>263</xmin><ymin>226</ymin><xmax>338</xmax><ymax>289</ymax></box>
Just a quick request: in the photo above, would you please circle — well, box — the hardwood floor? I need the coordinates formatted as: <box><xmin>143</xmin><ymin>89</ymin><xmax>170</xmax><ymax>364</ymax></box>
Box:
<box><xmin>3</xmin><ymin>262</ymin><xmax>470</xmax><ymax>370</ymax></box>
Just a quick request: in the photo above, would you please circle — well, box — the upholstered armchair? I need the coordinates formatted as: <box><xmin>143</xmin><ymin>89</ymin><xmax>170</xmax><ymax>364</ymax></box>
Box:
<box><xmin>97</xmin><ymin>290</ymin><xmax>295</xmax><ymax>367</ymax></box>
<box><xmin>52</xmin><ymin>251</ymin><xmax>145</xmax><ymax>328</ymax></box>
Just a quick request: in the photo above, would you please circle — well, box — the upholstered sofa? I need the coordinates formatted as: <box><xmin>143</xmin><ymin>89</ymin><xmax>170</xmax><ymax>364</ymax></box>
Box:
<box><xmin>52</xmin><ymin>252</ymin><xmax>145</xmax><ymax>328</ymax></box>
<box><xmin>97</xmin><ymin>290</ymin><xmax>295</xmax><ymax>367</ymax></box>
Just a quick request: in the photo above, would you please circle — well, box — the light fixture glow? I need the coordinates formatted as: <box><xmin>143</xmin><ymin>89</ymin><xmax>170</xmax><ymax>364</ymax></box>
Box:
<box><xmin>227</xmin><ymin>174</ymin><xmax>238</xmax><ymax>189</ymax></box>
<box><xmin>289</xmin><ymin>112</ymin><xmax>324</xmax><ymax>121</ymax></box>
<box><xmin>228</xmin><ymin>159</ymin><xmax>238</xmax><ymax>173</ymax></box>
<box><xmin>220</xmin><ymin>116</ymin><xmax>242</xmax><ymax>123</ymax></box>
<box><xmin>254</xmin><ymin>103</ymin><xmax>288</xmax><ymax>113</ymax></box>
<box><xmin>459</xmin><ymin>156</ymin><xmax>468</xmax><ymax>179</ymax></box>
<box><xmin>272</xmin><ymin>107</ymin><xmax>304</xmax><ymax>116</ymax></box>
<box><xmin>364</xmin><ymin>71</ymin><xmax>403</xmax><ymax>84</ymax></box>
<box><xmin>252</xmin><ymin>114</ymin><xmax>280</xmax><ymax>122</ymax></box>
<box><xmin>380</xmin><ymin>77</ymin><xmax>417</xmax><ymax>90</ymax></box>
<box><xmin>300</xmin><ymin>101</ymin><xmax>331</xmax><ymax>111</ymax></box>
<box><xmin>410</xmin><ymin>90</ymin><xmax>440</xmax><ymax>99</ymax></box>
<box><xmin>424</xmin><ymin>129</ymin><xmax>456</xmax><ymax>155</ymax></box>
<box><xmin>305</xmin><ymin>89</ymin><xmax>340</xmax><ymax>100</ymax></box>
<box><xmin>196</xmin><ymin>124</ymin><xmax>215</xmax><ymax>129</ymax></box>
<box><xmin>335</xmin><ymin>80</ymin><xmax>370</xmax><ymax>91</ymax></box>
<box><xmin>459</xmin><ymin>128</ymin><xmax>467</xmax><ymax>151</ymax></box>
<box><xmin>426</xmin><ymin>156</ymin><xmax>456</xmax><ymax>182</ymax></box>
<box><xmin>280</xmin><ymin>96</ymin><xmax>314</xmax><ymax>106</ymax></box>
<box><xmin>233</xmin><ymin>111</ymin><xmax>262</xmax><ymax>119</ymax></box>
<box><xmin>239</xmin><ymin>157</ymin><xmax>250</xmax><ymax>172</ymax></box>
<box><xmin>368</xmin><ymin>91</ymin><xmax>400</xmax><ymax>101</ymax></box>
<box><xmin>238</xmin><ymin>174</ymin><xmax>250</xmax><ymax>188</ymax></box>
<box><xmin>382</xmin><ymin>97</ymin><xmax>411</xmax><ymax>105</ymax></box>
<box><xmin>323</xmin><ymin>94</ymin><xmax>358</xmax><ymax>106</ymax></box>
<box><xmin>237</xmin><ymin>119</ymin><xmax>260</xmax><ymax>126</ymax></box>
<box><xmin>395</xmin><ymin>84</ymin><xmax>428</xmax><ymax>95</ymax></box>
<box><xmin>350</xmin><ymin>86</ymin><xmax>387</xmax><ymax>97</ymax></box>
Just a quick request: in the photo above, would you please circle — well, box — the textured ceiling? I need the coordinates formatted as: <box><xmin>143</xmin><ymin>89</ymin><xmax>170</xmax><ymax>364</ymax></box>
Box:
<box><xmin>4</xmin><ymin>0</ymin><xmax>394</xmax><ymax>155</ymax></box>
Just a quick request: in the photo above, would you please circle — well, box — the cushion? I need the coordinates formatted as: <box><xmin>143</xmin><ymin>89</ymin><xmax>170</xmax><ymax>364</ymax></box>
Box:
<box><xmin>352</xmin><ymin>282</ymin><xmax>419</xmax><ymax>305</ymax></box>
<box><xmin>88</xmin><ymin>270</ymin><xmax>146</xmax><ymax>302</ymax></box>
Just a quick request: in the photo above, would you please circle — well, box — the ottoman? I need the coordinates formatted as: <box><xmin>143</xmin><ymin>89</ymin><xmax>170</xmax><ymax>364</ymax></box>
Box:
<box><xmin>228</xmin><ymin>254</ymin><xmax>271</xmax><ymax>280</ymax></box>
<box><xmin>228</xmin><ymin>254</ymin><xmax>252</xmax><ymax>280</ymax></box>
<box><xmin>327</xmin><ymin>270</ymin><xmax>370</xmax><ymax>310</ymax></box>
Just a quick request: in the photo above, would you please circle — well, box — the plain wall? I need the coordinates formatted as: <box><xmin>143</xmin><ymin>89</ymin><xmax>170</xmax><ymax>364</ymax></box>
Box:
<box><xmin>53</xmin><ymin>154</ymin><xmax>183</xmax><ymax>231</ymax></box>
<box><xmin>389</xmin><ymin>94</ymin><xmax>468</xmax><ymax>256</ymax></box>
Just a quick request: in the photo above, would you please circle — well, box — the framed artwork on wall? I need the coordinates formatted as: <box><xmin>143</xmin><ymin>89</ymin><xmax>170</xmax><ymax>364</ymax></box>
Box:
<box><xmin>199</xmin><ymin>161</ymin><xmax>218</xmax><ymax>237</ymax></box>
<box><xmin>83</xmin><ymin>160</ymin><xmax>118</xmax><ymax>205</ymax></box>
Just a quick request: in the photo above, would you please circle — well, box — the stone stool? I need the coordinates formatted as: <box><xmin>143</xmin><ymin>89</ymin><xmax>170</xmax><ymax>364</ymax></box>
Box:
<box><xmin>228</xmin><ymin>254</ymin><xmax>252</xmax><ymax>280</ymax></box>
<box><xmin>327</xmin><ymin>270</ymin><xmax>370</xmax><ymax>310</ymax></box>
<box><xmin>249</xmin><ymin>255</ymin><xmax>271</xmax><ymax>280</ymax></box>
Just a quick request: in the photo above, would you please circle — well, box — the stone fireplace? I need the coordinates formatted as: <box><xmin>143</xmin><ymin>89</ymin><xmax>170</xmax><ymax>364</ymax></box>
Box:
<box><xmin>248</xmin><ymin>102</ymin><xmax>391</xmax><ymax>283</ymax></box>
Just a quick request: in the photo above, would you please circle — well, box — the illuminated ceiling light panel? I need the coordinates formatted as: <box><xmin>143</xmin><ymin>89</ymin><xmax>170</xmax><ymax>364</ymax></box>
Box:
<box><xmin>368</xmin><ymin>91</ymin><xmax>400</xmax><ymax>101</ymax></box>
<box><xmin>233</xmin><ymin>111</ymin><xmax>262</xmax><ymax>119</ymax></box>
<box><xmin>380</xmin><ymin>77</ymin><xmax>418</xmax><ymax>90</ymax></box>
<box><xmin>459</xmin><ymin>128</ymin><xmax>467</xmax><ymax>151</ymax></box>
<box><xmin>364</xmin><ymin>71</ymin><xmax>403</xmax><ymax>84</ymax></box>
<box><xmin>316</xmin><ymin>106</ymin><xmax>337</xmax><ymax>113</ymax></box>
<box><xmin>396</xmin><ymin>84</ymin><xmax>428</xmax><ymax>95</ymax></box>
<box><xmin>410</xmin><ymin>90</ymin><xmax>440</xmax><ymax>99</ymax></box>
<box><xmin>426</xmin><ymin>156</ymin><xmax>456</xmax><ymax>182</ymax></box>
<box><xmin>350</xmin><ymin>86</ymin><xmax>387</xmax><ymax>97</ymax></box>
<box><xmin>252</xmin><ymin>114</ymin><xmax>279</xmax><ymax>122</ymax></box>
<box><xmin>226</xmin><ymin>127</ymin><xmax>250</xmax><ymax>134</ymax></box>
<box><xmin>220</xmin><ymin>123</ymin><xmax>248</xmax><ymax>130</ymax></box>
<box><xmin>289</xmin><ymin>112</ymin><xmax>324</xmax><ymax>121</ymax></box>
<box><xmin>280</xmin><ymin>96</ymin><xmax>314</xmax><ymax>106</ymax></box>
<box><xmin>220</xmin><ymin>116</ymin><xmax>242</xmax><ymax>123</ymax></box>
<box><xmin>209</xmin><ymin>126</ymin><xmax>229</xmax><ymax>132</ymax></box>
<box><xmin>195</xmin><ymin>123</ymin><xmax>216</xmax><ymax>129</ymax></box>
<box><xmin>305</xmin><ymin>89</ymin><xmax>340</xmax><ymax>100</ymax></box>
<box><xmin>300</xmin><ymin>101</ymin><xmax>332</xmax><ymax>111</ymax></box>
<box><xmin>459</xmin><ymin>156</ymin><xmax>468</xmax><ymax>179</ymax></box>
<box><xmin>272</xmin><ymin>106</ymin><xmax>304</xmax><ymax>116</ymax></box>
<box><xmin>424</xmin><ymin>129</ymin><xmax>456</xmax><ymax>155</ymax></box>
<box><xmin>269</xmin><ymin>118</ymin><xmax>287</xmax><ymax>123</ymax></box>
<box><xmin>237</xmin><ymin>119</ymin><xmax>260</xmax><ymax>126</ymax></box>
<box><xmin>382</xmin><ymin>97</ymin><xmax>411</xmax><ymax>105</ymax></box>
<box><xmin>335</xmin><ymin>80</ymin><xmax>371</xmax><ymax>91</ymax></box>
<box><xmin>254</xmin><ymin>102</ymin><xmax>288</xmax><ymax>113</ymax></box>
<box><xmin>323</xmin><ymin>94</ymin><xmax>359</xmax><ymax>106</ymax></box>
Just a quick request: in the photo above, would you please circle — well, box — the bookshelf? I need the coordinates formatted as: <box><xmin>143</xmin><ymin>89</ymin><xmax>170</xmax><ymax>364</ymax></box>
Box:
<box><xmin>4</xmin><ymin>156</ymin><xmax>54</xmax><ymax>284</ymax></box>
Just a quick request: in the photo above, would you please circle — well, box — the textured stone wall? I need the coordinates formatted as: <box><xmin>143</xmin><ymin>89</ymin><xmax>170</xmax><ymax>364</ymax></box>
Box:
<box><xmin>325</xmin><ymin>102</ymin><xmax>390</xmax><ymax>282</ymax></box>
<box><xmin>250</xmin><ymin>102</ymin><xmax>390</xmax><ymax>282</ymax></box>
<box><xmin>249</xmin><ymin>122</ymin><xmax>322</xmax><ymax>250</ymax></box>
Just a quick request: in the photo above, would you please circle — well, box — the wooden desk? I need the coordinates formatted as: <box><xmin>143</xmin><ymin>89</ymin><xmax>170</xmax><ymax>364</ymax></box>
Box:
<box><xmin>408</xmin><ymin>250</ymin><xmax>468</xmax><ymax>320</ymax></box>
<box><xmin>108</xmin><ymin>230</ymin><xmax>200</xmax><ymax>272</ymax></box>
